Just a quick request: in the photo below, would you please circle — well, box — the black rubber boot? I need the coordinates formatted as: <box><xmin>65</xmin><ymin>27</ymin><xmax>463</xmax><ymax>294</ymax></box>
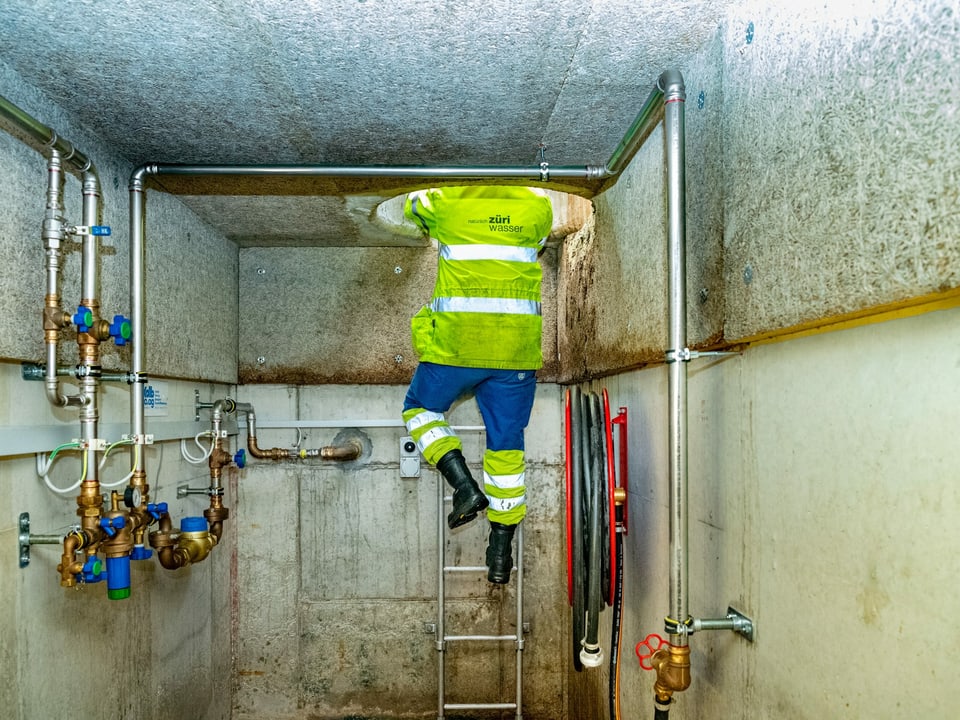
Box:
<box><xmin>485</xmin><ymin>521</ymin><xmax>517</xmax><ymax>584</ymax></box>
<box><xmin>437</xmin><ymin>449</ymin><xmax>488</xmax><ymax>529</ymax></box>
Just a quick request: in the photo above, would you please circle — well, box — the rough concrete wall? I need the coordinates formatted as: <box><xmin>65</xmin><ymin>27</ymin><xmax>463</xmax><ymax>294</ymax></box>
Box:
<box><xmin>0</xmin><ymin>60</ymin><xmax>238</xmax><ymax>383</ymax></box>
<box><xmin>560</xmin><ymin>0</ymin><xmax>959</xmax><ymax>382</ymax></box>
<box><xmin>558</xmin><ymin>37</ymin><xmax>726</xmax><ymax>382</ymax></box>
<box><xmin>589</xmin><ymin>305</ymin><xmax>960</xmax><ymax>720</ymax></box>
<box><xmin>0</xmin><ymin>62</ymin><xmax>238</xmax><ymax>720</ymax></box>
<box><xmin>238</xmin><ymin>244</ymin><xmax>561</xmax><ymax>385</ymax></box>
<box><xmin>722</xmin><ymin>0</ymin><xmax>960</xmax><ymax>339</ymax></box>
<box><xmin>566</xmin><ymin>1</ymin><xmax>960</xmax><ymax>717</ymax></box>
<box><xmin>232</xmin><ymin>383</ymin><xmax>567</xmax><ymax>720</ymax></box>
<box><xmin>0</xmin><ymin>372</ymin><xmax>235</xmax><ymax>720</ymax></box>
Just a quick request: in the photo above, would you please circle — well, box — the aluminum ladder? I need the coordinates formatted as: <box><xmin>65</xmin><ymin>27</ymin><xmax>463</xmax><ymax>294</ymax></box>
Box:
<box><xmin>435</xmin><ymin>474</ymin><xmax>525</xmax><ymax>719</ymax></box>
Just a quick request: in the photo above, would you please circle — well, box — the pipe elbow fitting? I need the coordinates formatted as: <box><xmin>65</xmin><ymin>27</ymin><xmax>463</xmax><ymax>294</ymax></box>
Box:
<box><xmin>319</xmin><ymin>441</ymin><xmax>362</xmax><ymax>461</ymax></box>
<box><xmin>651</xmin><ymin>644</ymin><xmax>691</xmax><ymax>703</ymax></box>
<box><xmin>56</xmin><ymin>532</ymin><xmax>84</xmax><ymax>587</ymax></box>
<box><xmin>247</xmin><ymin>438</ymin><xmax>289</xmax><ymax>460</ymax></box>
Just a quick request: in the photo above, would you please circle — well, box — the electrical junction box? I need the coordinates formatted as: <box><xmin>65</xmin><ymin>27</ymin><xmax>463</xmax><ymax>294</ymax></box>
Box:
<box><xmin>399</xmin><ymin>436</ymin><xmax>420</xmax><ymax>478</ymax></box>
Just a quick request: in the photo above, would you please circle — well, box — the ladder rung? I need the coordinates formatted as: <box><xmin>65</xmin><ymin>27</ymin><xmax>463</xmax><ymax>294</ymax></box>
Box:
<box><xmin>444</xmin><ymin>633</ymin><xmax>518</xmax><ymax>642</ymax></box>
<box><xmin>445</xmin><ymin>702</ymin><xmax>518</xmax><ymax>711</ymax></box>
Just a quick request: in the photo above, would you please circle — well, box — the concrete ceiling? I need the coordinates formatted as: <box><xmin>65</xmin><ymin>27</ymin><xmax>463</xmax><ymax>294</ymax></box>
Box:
<box><xmin>0</xmin><ymin>0</ymin><xmax>733</xmax><ymax>247</ymax></box>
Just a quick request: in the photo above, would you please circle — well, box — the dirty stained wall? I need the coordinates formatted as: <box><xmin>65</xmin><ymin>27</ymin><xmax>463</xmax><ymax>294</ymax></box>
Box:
<box><xmin>564</xmin><ymin>0</ymin><xmax>960</xmax><ymax>718</ymax></box>
<box><xmin>558</xmin><ymin>39</ymin><xmax>726</xmax><ymax>381</ymax></box>
<box><xmin>3</xmin><ymin>1</ymin><xmax>959</xmax><ymax>720</ymax></box>
<box><xmin>0</xmin><ymin>60</ymin><xmax>239</xmax><ymax>720</ymax></box>
<box><xmin>560</xmin><ymin>0</ymin><xmax>959</xmax><ymax>379</ymax></box>
<box><xmin>231</xmin><ymin>383</ymin><xmax>567</xmax><ymax>720</ymax></box>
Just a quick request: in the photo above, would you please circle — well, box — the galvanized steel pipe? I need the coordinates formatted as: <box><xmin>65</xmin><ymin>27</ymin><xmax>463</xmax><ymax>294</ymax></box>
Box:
<box><xmin>0</xmin><ymin>94</ymin><xmax>95</xmax><ymax>177</ymax></box>
<box><xmin>661</xmin><ymin>70</ymin><xmax>690</xmax><ymax>646</ymax></box>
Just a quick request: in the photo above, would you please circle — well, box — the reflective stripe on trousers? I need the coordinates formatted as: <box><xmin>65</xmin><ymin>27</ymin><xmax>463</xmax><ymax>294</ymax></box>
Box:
<box><xmin>483</xmin><ymin>448</ymin><xmax>526</xmax><ymax>525</ymax></box>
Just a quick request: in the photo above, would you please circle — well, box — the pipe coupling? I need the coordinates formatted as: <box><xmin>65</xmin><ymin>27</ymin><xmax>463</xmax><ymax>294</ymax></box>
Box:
<box><xmin>319</xmin><ymin>441</ymin><xmax>363</xmax><ymax>461</ymax></box>
<box><xmin>651</xmin><ymin>643</ymin><xmax>691</xmax><ymax>703</ymax></box>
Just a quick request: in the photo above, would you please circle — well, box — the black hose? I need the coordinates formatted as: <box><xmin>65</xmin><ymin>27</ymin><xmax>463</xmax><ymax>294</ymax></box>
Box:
<box><xmin>571</xmin><ymin>387</ymin><xmax>585</xmax><ymax>671</ymax></box>
<box><xmin>654</xmin><ymin>699</ymin><xmax>672</xmax><ymax>719</ymax></box>
<box><xmin>583</xmin><ymin>393</ymin><xmax>603</xmax><ymax>660</ymax></box>
<box><xmin>608</xmin><ymin>529</ymin><xmax>623</xmax><ymax>720</ymax></box>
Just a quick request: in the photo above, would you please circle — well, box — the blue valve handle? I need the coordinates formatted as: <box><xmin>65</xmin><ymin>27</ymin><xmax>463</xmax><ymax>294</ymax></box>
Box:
<box><xmin>146</xmin><ymin>502</ymin><xmax>168</xmax><ymax>521</ymax></box>
<box><xmin>73</xmin><ymin>305</ymin><xmax>94</xmax><ymax>333</ymax></box>
<box><xmin>234</xmin><ymin>448</ymin><xmax>246</xmax><ymax>468</ymax></box>
<box><xmin>98</xmin><ymin>515</ymin><xmax>126</xmax><ymax>538</ymax></box>
<box><xmin>80</xmin><ymin>555</ymin><xmax>105</xmax><ymax>583</ymax></box>
<box><xmin>91</xmin><ymin>225</ymin><xmax>111</xmax><ymax>236</ymax></box>
<box><xmin>109</xmin><ymin>314</ymin><xmax>132</xmax><ymax>346</ymax></box>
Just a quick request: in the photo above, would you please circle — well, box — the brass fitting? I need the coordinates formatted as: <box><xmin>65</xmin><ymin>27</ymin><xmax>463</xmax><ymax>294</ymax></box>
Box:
<box><xmin>177</xmin><ymin>527</ymin><xmax>217</xmax><ymax>566</ymax></box>
<box><xmin>127</xmin><ymin>469</ymin><xmax>151</xmax><ymax>545</ymax></box>
<box><xmin>651</xmin><ymin>643</ymin><xmax>691</xmax><ymax>703</ymax></box>
<box><xmin>209</xmin><ymin>444</ymin><xmax>233</xmax><ymax>478</ymax></box>
<box><xmin>76</xmin><ymin>482</ymin><xmax>104</xmax><ymax>535</ymax></box>
<box><xmin>247</xmin><ymin>435</ymin><xmax>290</xmax><ymax>461</ymax></box>
<box><xmin>57</xmin><ymin>530</ymin><xmax>86</xmax><ymax>587</ymax></box>
<box><xmin>149</xmin><ymin>510</ymin><xmax>221</xmax><ymax>569</ymax></box>
<box><xmin>43</xmin><ymin>299</ymin><xmax>70</xmax><ymax>338</ymax></box>
<box><xmin>101</xmin><ymin>492</ymin><xmax>134</xmax><ymax>559</ymax></box>
<box><xmin>319</xmin><ymin>441</ymin><xmax>362</xmax><ymax>461</ymax></box>
<box><xmin>204</xmin><ymin>503</ymin><xmax>230</xmax><ymax>542</ymax></box>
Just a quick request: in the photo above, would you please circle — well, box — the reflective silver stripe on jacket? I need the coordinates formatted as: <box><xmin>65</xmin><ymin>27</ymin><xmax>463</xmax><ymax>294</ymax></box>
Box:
<box><xmin>431</xmin><ymin>296</ymin><xmax>541</xmax><ymax>315</ymax></box>
<box><xmin>440</xmin><ymin>244</ymin><xmax>538</xmax><ymax>263</ymax></box>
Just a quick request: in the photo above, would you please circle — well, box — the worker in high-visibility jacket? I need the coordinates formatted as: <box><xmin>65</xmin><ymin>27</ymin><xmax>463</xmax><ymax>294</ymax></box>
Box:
<box><xmin>402</xmin><ymin>185</ymin><xmax>553</xmax><ymax>584</ymax></box>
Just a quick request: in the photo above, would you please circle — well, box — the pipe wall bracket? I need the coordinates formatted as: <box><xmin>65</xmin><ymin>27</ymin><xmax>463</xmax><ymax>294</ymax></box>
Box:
<box><xmin>18</xmin><ymin>512</ymin><xmax>63</xmax><ymax>568</ymax></box>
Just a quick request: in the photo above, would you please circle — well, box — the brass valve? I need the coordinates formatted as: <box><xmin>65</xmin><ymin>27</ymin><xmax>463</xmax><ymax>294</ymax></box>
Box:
<box><xmin>651</xmin><ymin>643</ymin><xmax>691</xmax><ymax>703</ymax></box>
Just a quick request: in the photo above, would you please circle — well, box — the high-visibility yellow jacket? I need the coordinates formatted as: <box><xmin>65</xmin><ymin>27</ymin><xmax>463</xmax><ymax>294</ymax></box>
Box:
<box><xmin>405</xmin><ymin>186</ymin><xmax>553</xmax><ymax>369</ymax></box>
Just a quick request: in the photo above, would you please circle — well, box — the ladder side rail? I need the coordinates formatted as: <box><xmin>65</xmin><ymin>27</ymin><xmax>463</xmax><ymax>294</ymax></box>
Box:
<box><xmin>515</xmin><ymin>521</ymin><xmax>524</xmax><ymax>719</ymax></box>
<box><xmin>437</xmin><ymin>475</ymin><xmax>446</xmax><ymax>720</ymax></box>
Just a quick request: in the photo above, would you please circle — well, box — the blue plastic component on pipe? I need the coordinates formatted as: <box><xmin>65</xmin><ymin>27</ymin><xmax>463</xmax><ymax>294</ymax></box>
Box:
<box><xmin>81</xmin><ymin>555</ymin><xmax>104</xmax><ymax>583</ymax></box>
<box><xmin>91</xmin><ymin>225</ymin><xmax>111</xmax><ymax>236</ymax></box>
<box><xmin>99</xmin><ymin>515</ymin><xmax>125</xmax><ymax>538</ymax></box>
<box><xmin>146</xmin><ymin>502</ymin><xmax>168</xmax><ymax>520</ymax></box>
<box><xmin>109</xmin><ymin>314</ymin><xmax>132</xmax><ymax>346</ymax></box>
<box><xmin>181</xmin><ymin>516</ymin><xmax>207</xmax><ymax>532</ymax></box>
<box><xmin>131</xmin><ymin>544</ymin><xmax>153</xmax><ymax>561</ymax></box>
<box><xmin>72</xmin><ymin>305</ymin><xmax>93</xmax><ymax>333</ymax></box>
<box><xmin>106</xmin><ymin>555</ymin><xmax>131</xmax><ymax>600</ymax></box>
<box><xmin>233</xmin><ymin>448</ymin><xmax>246</xmax><ymax>468</ymax></box>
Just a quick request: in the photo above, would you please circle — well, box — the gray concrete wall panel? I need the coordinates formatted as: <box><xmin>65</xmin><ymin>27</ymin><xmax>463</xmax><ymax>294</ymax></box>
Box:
<box><xmin>239</xmin><ymin>244</ymin><xmax>561</xmax><ymax>385</ymax></box>
<box><xmin>722</xmin><ymin>0</ymin><xmax>960</xmax><ymax>340</ymax></box>
<box><xmin>0</xmin><ymin>60</ymin><xmax>238</xmax><ymax>383</ymax></box>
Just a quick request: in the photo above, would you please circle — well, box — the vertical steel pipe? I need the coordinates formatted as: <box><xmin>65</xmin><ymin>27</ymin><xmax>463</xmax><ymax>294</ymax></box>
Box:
<box><xmin>41</xmin><ymin>149</ymin><xmax>78</xmax><ymax>409</ymax></box>
<box><xmin>661</xmin><ymin>70</ymin><xmax>689</xmax><ymax>646</ymax></box>
<box><xmin>128</xmin><ymin>169</ymin><xmax>147</xmax><ymax>472</ymax></box>
<box><xmin>79</xmin><ymin>171</ymin><xmax>103</xmax><ymax>483</ymax></box>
